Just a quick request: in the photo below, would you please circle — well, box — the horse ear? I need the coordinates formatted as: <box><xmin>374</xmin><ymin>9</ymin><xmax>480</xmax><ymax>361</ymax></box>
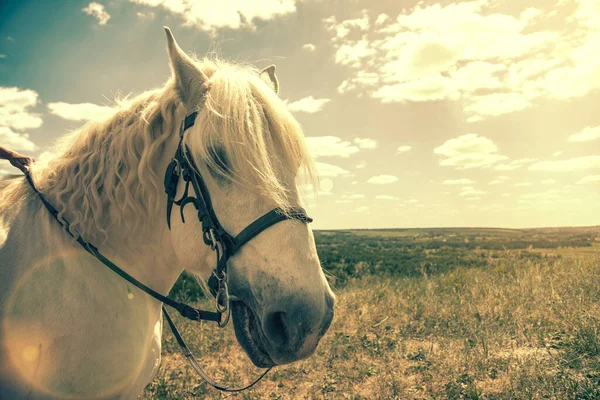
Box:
<box><xmin>260</xmin><ymin>65</ymin><xmax>279</xmax><ymax>94</ymax></box>
<box><xmin>164</xmin><ymin>26</ymin><xmax>211</xmax><ymax>104</ymax></box>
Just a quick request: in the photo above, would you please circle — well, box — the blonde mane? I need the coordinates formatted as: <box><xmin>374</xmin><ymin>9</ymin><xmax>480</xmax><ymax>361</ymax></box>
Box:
<box><xmin>35</xmin><ymin>58</ymin><xmax>315</xmax><ymax>242</ymax></box>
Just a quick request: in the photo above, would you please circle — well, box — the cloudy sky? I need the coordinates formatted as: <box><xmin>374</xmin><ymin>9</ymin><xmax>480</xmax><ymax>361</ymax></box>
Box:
<box><xmin>1</xmin><ymin>0</ymin><xmax>599</xmax><ymax>229</ymax></box>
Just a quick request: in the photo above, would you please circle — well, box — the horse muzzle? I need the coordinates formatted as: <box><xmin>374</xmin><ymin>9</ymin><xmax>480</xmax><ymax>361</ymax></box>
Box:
<box><xmin>231</xmin><ymin>288</ymin><xmax>335</xmax><ymax>367</ymax></box>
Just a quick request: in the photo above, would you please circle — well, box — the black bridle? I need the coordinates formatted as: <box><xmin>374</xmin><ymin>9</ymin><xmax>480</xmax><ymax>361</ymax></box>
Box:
<box><xmin>165</xmin><ymin>111</ymin><xmax>312</xmax><ymax>324</ymax></box>
<box><xmin>22</xmin><ymin>110</ymin><xmax>313</xmax><ymax>392</ymax></box>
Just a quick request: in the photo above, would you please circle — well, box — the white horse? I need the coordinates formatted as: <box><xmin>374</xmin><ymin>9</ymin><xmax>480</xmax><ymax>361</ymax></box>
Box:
<box><xmin>0</xmin><ymin>28</ymin><xmax>334</xmax><ymax>399</ymax></box>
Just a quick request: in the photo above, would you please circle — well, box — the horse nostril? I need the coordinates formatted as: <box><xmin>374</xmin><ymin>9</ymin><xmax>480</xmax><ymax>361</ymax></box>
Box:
<box><xmin>320</xmin><ymin>291</ymin><xmax>335</xmax><ymax>336</ymax></box>
<box><xmin>263</xmin><ymin>311</ymin><xmax>290</xmax><ymax>347</ymax></box>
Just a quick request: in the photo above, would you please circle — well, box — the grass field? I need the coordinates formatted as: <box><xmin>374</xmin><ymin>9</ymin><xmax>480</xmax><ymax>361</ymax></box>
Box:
<box><xmin>141</xmin><ymin>227</ymin><xmax>600</xmax><ymax>399</ymax></box>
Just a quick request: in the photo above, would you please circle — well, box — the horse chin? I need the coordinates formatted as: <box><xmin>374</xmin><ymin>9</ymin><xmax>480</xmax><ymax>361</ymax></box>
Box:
<box><xmin>231</xmin><ymin>301</ymin><xmax>276</xmax><ymax>368</ymax></box>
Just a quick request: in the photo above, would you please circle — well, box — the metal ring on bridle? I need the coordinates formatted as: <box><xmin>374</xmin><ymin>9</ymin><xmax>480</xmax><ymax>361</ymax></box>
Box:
<box><xmin>215</xmin><ymin>279</ymin><xmax>230</xmax><ymax>314</ymax></box>
<box><xmin>215</xmin><ymin>273</ymin><xmax>231</xmax><ymax>328</ymax></box>
<box><xmin>217</xmin><ymin>306</ymin><xmax>231</xmax><ymax>328</ymax></box>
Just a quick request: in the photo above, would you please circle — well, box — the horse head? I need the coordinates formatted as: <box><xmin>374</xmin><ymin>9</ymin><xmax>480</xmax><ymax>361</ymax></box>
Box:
<box><xmin>162</xmin><ymin>28</ymin><xmax>335</xmax><ymax>368</ymax></box>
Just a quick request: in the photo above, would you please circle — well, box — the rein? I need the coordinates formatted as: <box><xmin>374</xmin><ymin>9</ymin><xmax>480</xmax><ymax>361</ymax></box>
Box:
<box><xmin>21</xmin><ymin>110</ymin><xmax>313</xmax><ymax>393</ymax></box>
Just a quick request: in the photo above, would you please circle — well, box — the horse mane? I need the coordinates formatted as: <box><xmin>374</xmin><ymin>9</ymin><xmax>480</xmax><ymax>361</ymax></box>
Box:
<box><xmin>35</xmin><ymin>58</ymin><xmax>315</xmax><ymax>242</ymax></box>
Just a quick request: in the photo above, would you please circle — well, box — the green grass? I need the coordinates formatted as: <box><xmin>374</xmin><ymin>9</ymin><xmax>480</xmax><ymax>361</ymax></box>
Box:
<box><xmin>141</xmin><ymin>228</ymin><xmax>600</xmax><ymax>399</ymax></box>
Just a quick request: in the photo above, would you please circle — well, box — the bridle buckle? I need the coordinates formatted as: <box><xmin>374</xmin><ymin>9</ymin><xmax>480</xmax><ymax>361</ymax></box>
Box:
<box><xmin>180</xmin><ymin>304</ymin><xmax>201</xmax><ymax>321</ymax></box>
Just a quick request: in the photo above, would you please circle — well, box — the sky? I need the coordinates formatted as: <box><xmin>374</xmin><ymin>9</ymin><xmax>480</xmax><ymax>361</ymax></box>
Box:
<box><xmin>0</xmin><ymin>0</ymin><xmax>599</xmax><ymax>229</ymax></box>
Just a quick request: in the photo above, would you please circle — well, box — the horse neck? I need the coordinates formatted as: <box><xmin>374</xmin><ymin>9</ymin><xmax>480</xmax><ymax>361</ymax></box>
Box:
<box><xmin>36</xmin><ymin>109</ymin><xmax>184</xmax><ymax>295</ymax></box>
<box><xmin>87</xmin><ymin>137</ymin><xmax>183</xmax><ymax>295</ymax></box>
<box><xmin>96</xmin><ymin>220</ymin><xmax>179</xmax><ymax>297</ymax></box>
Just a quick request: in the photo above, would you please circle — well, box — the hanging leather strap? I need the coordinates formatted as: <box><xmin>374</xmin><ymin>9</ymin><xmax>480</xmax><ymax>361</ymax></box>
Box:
<box><xmin>163</xmin><ymin>306</ymin><xmax>271</xmax><ymax>392</ymax></box>
<box><xmin>22</xmin><ymin>169</ymin><xmax>270</xmax><ymax>392</ymax></box>
<box><xmin>24</xmin><ymin>170</ymin><xmax>220</xmax><ymax>324</ymax></box>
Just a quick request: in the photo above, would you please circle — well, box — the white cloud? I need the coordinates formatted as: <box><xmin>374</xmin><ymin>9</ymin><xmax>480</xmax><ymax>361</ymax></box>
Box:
<box><xmin>553</xmin><ymin>151</ymin><xmax>563</xmax><ymax>157</ymax></box>
<box><xmin>439</xmin><ymin>153</ymin><xmax>508</xmax><ymax>169</ymax></box>
<box><xmin>577</xmin><ymin>175</ymin><xmax>600</xmax><ymax>184</ymax></box>
<box><xmin>305</xmin><ymin>136</ymin><xmax>359</xmax><ymax>158</ymax></box>
<box><xmin>47</xmin><ymin>102</ymin><xmax>116</xmax><ymax>122</ymax></box>
<box><xmin>464</xmin><ymin>92</ymin><xmax>532</xmax><ymax>118</ymax></box>
<box><xmin>529</xmin><ymin>156</ymin><xmax>600</xmax><ymax>172</ymax></box>
<box><xmin>375</xmin><ymin>13</ymin><xmax>389</xmax><ymax>25</ymax></box>
<box><xmin>489</xmin><ymin>176</ymin><xmax>510</xmax><ymax>185</ymax></box>
<box><xmin>435</xmin><ymin>134</ymin><xmax>498</xmax><ymax>157</ymax></box>
<box><xmin>397</xmin><ymin>145</ymin><xmax>412</xmax><ymax>153</ymax></box>
<box><xmin>520</xmin><ymin>7</ymin><xmax>543</xmax><ymax>22</ymax></box>
<box><xmin>451</xmin><ymin>62</ymin><xmax>506</xmax><ymax>93</ymax></box>
<box><xmin>379</xmin><ymin>37</ymin><xmax>460</xmax><ymax>82</ymax></box>
<box><xmin>0</xmin><ymin>87</ymin><xmax>40</xmax><ymax>167</ymax></box>
<box><xmin>494</xmin><ymin>158</ymin><xmax>538</xmax><ymax>171</ymax></box>
<box><xmin>514</xmin><ymin>158</ymin><xmax>538</xmax><ymax>165</ymax></box>
<box><xmin>521</xmin><ymin>189</ymin><xmax>564</xmax><ymax>200</ymax></box>
<box><xmin>467</xmin><ymin>115</ymin><xmax>484</xmax><ymax>123</ymax></box>
<box><xmin>459</xmin><ymin>186</ymin><xmax>487</xmax><ymax>197</ymax></box>
<box><xmin>356</xmin><ymin>160</ymin><xmax>367</xmax><ymax>169</ymax></box>
<box><xmin>0</xmin><ymin>127</ymin><xmax>36</xmax><ymax>151</ymax></box>
<box><xmin>286</xmin><ymin>96</ymin><xmax>330</xmax><ymax>113</ymax></box>
<box><xmin>493</xmin><ymin>164</ymin><xmax>519</xmax><ymax>171</ymax></box>
<box><xmin>342</xmin><ymin>193</ymin><xmax>365</xmax><ymax>200</ymax></box>
<box><xmin>324</xmin><ymin>12</ymin><xmax>370</xmax><ymax>41</ymax></box>
<box><xmin>515</xmin><ymin>182</ymin><xmax>533</xmax><ymax>187</ymax></box>
<box><xmin>315</xmin><ymin>162</ymin><xmax>350</xmax><ymax>178</ymax></box>
<box><xmin>354</xmin><ymin>137</ymin><xmax>377</xmax><ymax>149</ymax></box>
<box><xmin>333</xmin><ymin>39</ymin><xmax>377</xmax><ymax>68</ymax></box>
<box><xmin>367</xmin><ymin>175</ymin><xmax>398</xmax><ymax>184</ymax></box>
<box><xmin>567</xmin><ymin>126</ymin><xmax>600</xmax><ymax>142</ymax></box>
<box><xmin>443</xmin><ymin>178</ymin><xmax>474</xmax><ymax>185</ymax></box>
<box><xmin>302</xmin><ymin>43</ymin><xmax>316</xmax><ymax>52</ymax></box>
<box><xmin>434</xmin><ymin>133</ymin><xmax>507</xmax><ymax>169</ymax></box>
<box><xmin>541</xmin><ymin>179</ymin><xmax>556</xmax><ymax>185</ymax></box>
<box><xmin>0</xmin><ymin>87</ymin><xmax>42</xmax><ymax>130</ymax></box>
<box><xmin>352</xmin><ymin>206</ymin><xmax>369</xmax><ymax>213</ymax></box>
<box><xmin>136</xmin><ymin>11</ymin><xmax>155</xmax><ymax>19</ymax></box>
<box><xmin>338</xmin><ymin>71</ymin><xmax>380</xmax><ymax>94</ymax></box>
<box><xmin>375</xmin><ymin>195</ymin><xmax>399</xmax><ymax>200</ymax></box>
<box><xmin>373</xmin><ymin>74</ymin><xmax>458</xmax><ymax>103</ymax></box>
<box><xmin>0</xmin><ymin>54</ymin><xmax>6</xmax><ymax>59</ymax></box>
<box><xmin>325</xmin><ymin>1</ymin><xmax>598</xmax><ymax>122</ymax></box>
<box><xmin>130</xmin><ymin>0</ymin><xmax>297</xmax><ymax>33</ymax></box>
<box><xmin>82</xmin><ymin>2</ymin><xmax>111</xmax><ymax>25</ymax></box>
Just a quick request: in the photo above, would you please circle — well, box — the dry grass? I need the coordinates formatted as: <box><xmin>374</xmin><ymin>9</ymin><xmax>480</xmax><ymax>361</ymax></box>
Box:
<box><xmin>141</xmin><ymin>251</ymin><xmax>600</xmax><ymax>399</ymax></box>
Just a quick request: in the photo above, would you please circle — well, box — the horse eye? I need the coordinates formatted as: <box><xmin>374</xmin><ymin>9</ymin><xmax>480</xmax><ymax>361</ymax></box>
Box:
<box><xmin>208</xmin><ymin>146</ymin><xmax>229</xmax><ymax>175</ymax></box>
